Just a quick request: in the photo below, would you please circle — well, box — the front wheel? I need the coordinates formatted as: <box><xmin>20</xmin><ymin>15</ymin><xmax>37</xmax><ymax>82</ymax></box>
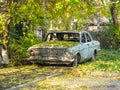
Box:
<box><xmin>71</xmin><ymin>54</ymin><xmax>80</xmax><ymax>67</ymax></box>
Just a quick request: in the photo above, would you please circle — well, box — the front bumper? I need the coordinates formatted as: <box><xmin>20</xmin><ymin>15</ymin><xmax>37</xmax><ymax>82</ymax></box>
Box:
<box><xmin>27</xmin><ymin>56</ymin><xmax>74</xmax><ymax>64</ymax></box>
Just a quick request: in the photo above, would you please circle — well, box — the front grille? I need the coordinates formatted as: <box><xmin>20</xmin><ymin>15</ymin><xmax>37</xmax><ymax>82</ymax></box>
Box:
<box><xmin>34</xmin><ymin>47</ymin><xmax>67</xmax><ymax>57</ymax></box>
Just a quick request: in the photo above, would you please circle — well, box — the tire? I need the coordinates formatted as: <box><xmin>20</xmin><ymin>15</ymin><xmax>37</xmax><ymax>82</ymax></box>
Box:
<box><xmin>71</xmin><ymin>54</ymin><xmax>81</xmax><ymax>67</ymax></box>
<box><xmin>91</xmin><ymin>52</ymin><xmax>96</xmax><ymax>61</ymax></box>
<box><xmin>77</xmin><ymin>54</ymin><xmax>81</xmax><ymax>63</ymax></box>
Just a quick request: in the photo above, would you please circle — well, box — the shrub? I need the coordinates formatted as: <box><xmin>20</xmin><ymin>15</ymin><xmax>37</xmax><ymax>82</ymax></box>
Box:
<box><xmin>0</xmin><ymin>14</ymin><xmax>7</xmax><ymax>45</ymax></box>
<box><xmin>90</xmin><ymin>23</ymin><xmax>120</xmax><ymax>49</ymax></box>
<box><xmin>8</xmin><ymin>30</ymin><xmax>41</xmax><ymax>64</ymax></box>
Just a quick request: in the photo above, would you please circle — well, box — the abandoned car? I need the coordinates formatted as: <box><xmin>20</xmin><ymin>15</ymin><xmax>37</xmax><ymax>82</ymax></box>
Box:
<box><xmin>27</xmin><ymin>31</ymin><xmax>100</xmax><ymax>66</ymax></box>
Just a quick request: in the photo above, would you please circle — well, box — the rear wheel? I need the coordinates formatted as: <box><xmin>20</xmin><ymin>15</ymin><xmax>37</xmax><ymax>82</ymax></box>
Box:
<box><xmin>91</xmin><ymin>51</ymin><xmax>96</xmax><ymax>61</ymax></box>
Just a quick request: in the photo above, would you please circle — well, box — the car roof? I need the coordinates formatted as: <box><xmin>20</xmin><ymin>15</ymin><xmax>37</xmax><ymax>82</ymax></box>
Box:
<box><xmin>48</xmin><ymin>30</ymin><xmax>89</xmax><ymax>34</ymax></box>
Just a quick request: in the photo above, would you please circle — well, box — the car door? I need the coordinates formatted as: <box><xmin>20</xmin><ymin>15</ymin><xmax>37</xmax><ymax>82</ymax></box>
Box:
<box><xmin>84</xmin><ymin>32</ymin><xmax>94</xmax><ymax>58</ymax></box>
<box><xmin>80</xmin><ymin>33</ymin><xmax>89</xmax><ymax>61</ymax></box>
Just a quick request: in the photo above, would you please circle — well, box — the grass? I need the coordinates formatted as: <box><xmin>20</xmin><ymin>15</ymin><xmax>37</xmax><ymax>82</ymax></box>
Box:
<box><xmin>84</xmin><ymin>49</ymin><xmax>120</xmax><ymax>72</ymax></box>
<box><xmin>65</xmin><ymin>49</ymin><xmax>120</xmax><ymax>77</ymax></box>
<box><xmin>0</xmin><ymin>49</ymin><xmax>120</xmax><ymax>89</ymax></box>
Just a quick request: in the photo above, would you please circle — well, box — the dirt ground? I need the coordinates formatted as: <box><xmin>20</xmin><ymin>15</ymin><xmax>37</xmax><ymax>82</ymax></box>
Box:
<box><xmin>8</xmin><ymin>72</ymin><xmax>120</xmax><ymax>90</ymax></box>
<box><xmin>1</xmin><ymin>65</ymin><xmax>120</xmax><ymax>90</ymax></box>
<box><xmin>38</xmin><ymin>76</ymin><xmax>120</xmax><ymax>90</ymax></box>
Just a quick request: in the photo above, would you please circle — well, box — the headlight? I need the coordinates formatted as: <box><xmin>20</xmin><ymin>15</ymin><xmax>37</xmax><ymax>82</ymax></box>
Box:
<box><xmin>28</xmin><ymin>49</ymin><xmax>35</xmax><ymax>56</ymax></box>
<box><xmin>65</xmin><ymin>52</ymin><xmax>74</xmax><ymax>59</ymax></box>
<box><xmin>66</xmin><ymin>55</ymin><xmax>74</xmax><ymax>59</ymax></box>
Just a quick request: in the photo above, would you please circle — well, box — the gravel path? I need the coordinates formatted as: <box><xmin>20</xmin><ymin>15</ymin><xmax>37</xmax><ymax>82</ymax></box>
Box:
<box><xmin>10</xmin><ymin>73</ymin><xmax>119</xmax><ymax>90</ymax></box>
<box><xmin>40</xmin><ymin>77</ymin><xmax>120</xmax><ymax>90</ymax></box>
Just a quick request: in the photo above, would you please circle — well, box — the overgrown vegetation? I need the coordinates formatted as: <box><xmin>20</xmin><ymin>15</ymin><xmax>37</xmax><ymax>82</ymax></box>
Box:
<box><xmin>0</xmin><ymin>0</ymin><xmax>120</xmax><ymax>89</ymax></box>
<box><xmin>0</xmin><ymin>49</ymin><xmax>120</xmax><ymax>89</ymax></box>
<box><xmin>90</xmin><ymin>18</ymin><xmax>120</xmax><ymax>49</ymax></box>
<box><xmin>0</xmin><ymin>14</ymin><xmax>6</xmax><ymax>44</ymax></box>
<box><xmin>31</xmin><ymin>41</ymin><xmax>79</xmax><ymax>48</ymax></box>
<box><xmin>0</xmin><ymin>0</ymin><xmax>120</xmax><ymax>65</ymax></box>
<box><xmin>67</xmin><ymin>49</ymin><xmax>120</xmax><ymax>77</ymax></box>
<box><xmin>8</xmin><ymin>30</ymin><xmax>40</xmax><ymax>66</ymax></box>
<box><xmin>21</xmin><ymin>49</ymin><xmax>120</xmax><ymax>90</ymax></box>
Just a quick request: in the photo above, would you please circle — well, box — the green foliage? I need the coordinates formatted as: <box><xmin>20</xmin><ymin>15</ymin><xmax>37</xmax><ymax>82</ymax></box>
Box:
<box><xmin>2</xmin><ymin>0</ymin><xmax>120</xmax><ymax>64</ymax></box>
<box><xmin>109</xmin><ymin>23</ymin><xmax>120</xmax><ymax>48</ymax></box>
<box><xmin>31</xmin><ymin>41</ymin><xmax>79</xmax><ymax>48</ymax></box>
<box><xmin>92</xmin><ymin>22</ymin><xmax>120</xmax><ymax>49</ymax></box>
<box><xmin>8</xmin><ymin>30</ymin><xmax>40</xmax><ymax>61</ymax></box>
<box><xmin>89</xmin><ymin>49</ymin><xmax>120</xmax><ymax>72</ymax></box>
<box><xmin>114</xmin><ymin>27</ymin><xmax>120</xmax><ymax>40</ymax></box>
<box><xmin>9</xmin><ymin>0</ymin><xmax>44</xmax><ymax>28</ymax></box>
<box><xmin>45</xmin><ymin>0</ymin><xmax>98</xmax><ymax>31</ymax></box>
<box><xmin>0</xmin><ymin>14</ymin><xmax>6</xmax><ymax>44</ymax></box>
<box><xmin>66</xmin><ymin>49</ymin><xmax>120</xmax><ymax>78</ymax></box>
<box><xmin>6</xmin><ymin>0</ymin><xmax>45</xmax><ymax>63</ymax></box>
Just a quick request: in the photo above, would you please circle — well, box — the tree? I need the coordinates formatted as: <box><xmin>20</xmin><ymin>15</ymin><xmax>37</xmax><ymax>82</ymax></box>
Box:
<box><xmin>110</xmin><ymin>0</ymin><xmax>120</xmax><ymax>48</ymax></box>
<box><xmin>0</xmin><ymin>1</ymin><xmax>11</xmax><ymax>65</ymax></box>
<box><xmin>110</xmin><ymin>0</ymin><xmax>119</xmax><ymax>28</ymax></box>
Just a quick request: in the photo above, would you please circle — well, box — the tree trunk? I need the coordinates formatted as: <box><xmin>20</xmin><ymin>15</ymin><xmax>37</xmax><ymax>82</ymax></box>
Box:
<box><xmin>1</xmin><ymin>15</ymin><xmax>10</xmax><ymax>65</ymax></box>
<box><xmin>1</xmin><ymin>45</ymin><xmax>9</xmax><ymax>64</ymax></box>
<box><xmin>110</xmin><ymin>1</ymin><xmax>119</xmax><ymax>28</ymax></box>
<box><xmin>110</xmin><ymin>0</ymin><xmax>120</xmax><ymax>48</ymax></box>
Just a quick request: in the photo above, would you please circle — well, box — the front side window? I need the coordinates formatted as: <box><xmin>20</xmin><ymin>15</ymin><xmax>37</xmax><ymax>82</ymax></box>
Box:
<box><xmin>85</xmin><ymin>33</ymin><xmax>92</xmax><ymax>42</ymax></box>
<box><xmin>81</xmin><ymin>33</ymin><xmax>86</xmax><ymax>43</ymax></box>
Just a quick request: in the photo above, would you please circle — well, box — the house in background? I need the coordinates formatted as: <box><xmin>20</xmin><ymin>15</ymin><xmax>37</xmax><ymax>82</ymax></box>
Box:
<box><xmin>48</xmin><ymin>15</ymin><xmax>109</xmax><ymax>32</ymax></box>
<box><xmin>86</xmin><ymin>15</ymin><xmax>109</xmax><ymax>32</ymax></box>
<box><xmin>34</xmin><ymin>26</ymin><xmax>46</xmax><ymax>40</ymax></box>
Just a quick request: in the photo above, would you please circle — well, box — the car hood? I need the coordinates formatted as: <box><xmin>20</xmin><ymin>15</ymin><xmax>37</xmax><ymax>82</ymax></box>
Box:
<box><xmin>29</xmin><ymin>41</ymin><xmax>79</xmax><ymax>49</ymax></box>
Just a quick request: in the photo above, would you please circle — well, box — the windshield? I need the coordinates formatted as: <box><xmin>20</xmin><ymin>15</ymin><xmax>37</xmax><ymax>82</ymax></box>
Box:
<box><xmin>46</xmin><ymin>32</ymin><xmax>80</xmax><ymax>42</ymax></box>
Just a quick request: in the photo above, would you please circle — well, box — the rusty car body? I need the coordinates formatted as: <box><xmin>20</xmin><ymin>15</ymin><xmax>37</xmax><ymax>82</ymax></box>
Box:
<box><xmin>27</xmin><ymin>31</ymin><xmax>100</xmax><ymax>66</ymax></box>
